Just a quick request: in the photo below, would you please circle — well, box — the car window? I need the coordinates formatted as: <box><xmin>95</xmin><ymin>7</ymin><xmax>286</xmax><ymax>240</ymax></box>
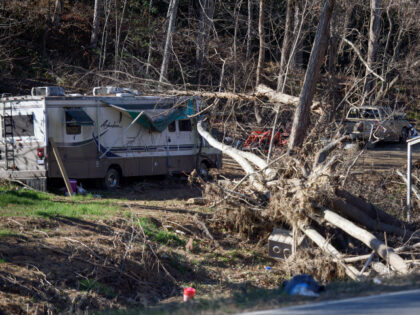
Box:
<box><xmin>360</xmin><ymin>109</ymin><xmax>379</xmax><ymax>120</ymax></box>
<box><xmin>347</xmin><ymin>108</ymin><xmax>359</xmax><ymax>119</ymax></box>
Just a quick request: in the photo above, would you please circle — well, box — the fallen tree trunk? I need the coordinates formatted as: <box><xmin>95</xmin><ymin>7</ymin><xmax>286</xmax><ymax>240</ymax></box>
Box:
<box><xmin>162</xmin><ymin>85</ymin><xmax>321</xmax><ymax>113</ymax></box>
<box><xmin>336</xmin><ymin>189</ymin><xmax>410</xmax><ymax>229</ymax></box>
<box><xmin>197</xmin><ymin>121</ymin><xmax>267</xmax><ymax>193</ymax></box>
<box><xmin>299</xmin><ymin>225</ymin><xmax>361</xmax><ymax>281</ymax></box>
<box><xmin>332</xmin><ymin>198</ymin><xmax>410</xmax><ymax>238</ymax></box>
<box><xmin>323</xmin><ymin>209</ymin><xmax>408</xmax><ymax>274</ymax></box>
<box><xmin>255</xmin><ymin>84</ymin><xmax>322</xmax><ymax>114</ymax></box>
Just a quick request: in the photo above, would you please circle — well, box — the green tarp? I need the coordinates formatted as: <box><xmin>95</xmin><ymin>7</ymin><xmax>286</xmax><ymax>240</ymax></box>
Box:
<box><xmin>105</xmin><ymin>99</ymin><xmax>195</xmax><ymax>133</ymax></box>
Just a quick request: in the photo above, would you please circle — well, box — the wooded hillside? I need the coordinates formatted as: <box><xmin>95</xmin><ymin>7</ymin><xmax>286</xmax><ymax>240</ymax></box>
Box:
<box><xmin>0</xmin><ymin>0</ymin><xmax>418</xmax><ymax>116</ymax></box>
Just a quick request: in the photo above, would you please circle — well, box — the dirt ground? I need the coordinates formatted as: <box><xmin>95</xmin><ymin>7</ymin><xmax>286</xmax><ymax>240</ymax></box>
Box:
<box><xmin>357</xmin><ymin>142</ymin><xmax>420</xmax><ymax>171</ymax></box>
<box><xmin>0</xmin><ymin>144</ymin><xmax>419</xmax><ymax>314</ymax></box>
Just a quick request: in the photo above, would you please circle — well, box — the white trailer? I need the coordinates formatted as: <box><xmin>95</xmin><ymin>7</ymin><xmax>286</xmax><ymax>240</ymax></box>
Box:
<box><xmin>0</xmin><ymin>86</ymin><xmax>221</xmax><ymax>190</ymax></box>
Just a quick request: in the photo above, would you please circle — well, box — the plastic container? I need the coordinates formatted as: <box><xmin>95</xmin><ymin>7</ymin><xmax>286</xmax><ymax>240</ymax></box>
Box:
<box><xmin>69</xmin><ymin>179</ymin><xmax>77</xmax><ymax>193</ymax></box>
<box><xmin>183</xmin><ymin>287</ymin><xmax>196</xmax><ymax>302</ymax></box>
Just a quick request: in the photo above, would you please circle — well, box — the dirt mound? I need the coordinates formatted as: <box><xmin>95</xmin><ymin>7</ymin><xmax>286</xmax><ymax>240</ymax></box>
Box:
<box><xmin>0</xmin><ymin>216</ymin><xmax>183</xmax><ymax>313</ymax></box>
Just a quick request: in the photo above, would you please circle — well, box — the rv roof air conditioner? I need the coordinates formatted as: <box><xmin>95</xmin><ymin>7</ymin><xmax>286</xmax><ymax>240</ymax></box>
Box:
<box><xmin>31</xmin><ymin>86</ymin><xmax>66</xmax><ymax>97</ymax></box>
<box><xmin>92</xmin><ymin>86</ymin><xmax>141</xmax><ymax>96</ymax></box>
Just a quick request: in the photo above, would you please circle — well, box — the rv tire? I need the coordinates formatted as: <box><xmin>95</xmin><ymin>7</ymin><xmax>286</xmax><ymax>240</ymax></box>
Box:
<box><xmin>198</xmin><ymin>161</ymin><xmax>209</xmax><ymax>179</ymax></box>
<box><xmin>104</xmin><ymin>168</ymin><xmax>120</xmax><ymax>190</ymax></box>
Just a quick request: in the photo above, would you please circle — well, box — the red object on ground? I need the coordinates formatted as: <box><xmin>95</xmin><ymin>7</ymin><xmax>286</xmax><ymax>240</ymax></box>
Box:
<box><xmin>242</xmin><ymin>129</ymin><xmax>289</xmax><ymax>152</ymax></box>
<box><xmin>183</xmin><ymin>287</ymin><xmax>196</xmax><ymax>302</ymax></box>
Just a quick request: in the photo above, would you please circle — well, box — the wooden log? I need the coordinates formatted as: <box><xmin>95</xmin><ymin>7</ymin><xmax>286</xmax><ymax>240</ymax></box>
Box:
<box><xmin>255</xmin><ymin>84</ymin><xmax>322</xmax><ymax>114</ymax></box>
<box><xmin>336</xmin><ymin>189</ymin><xmax>410</xmax><ymax>229</ymax></box>
<box><xmin>343</xmin><ymin>254</ymin><xmax>373</xmax><ymax>263</ymax></box>
<box><xmin>162</xmin><ymin>85</ymin><xmax>321</xmax><ymax>113</ymax></box>
<box><xmin>49</xmin><ymin>137</ymin><xmax>73</xmax><ymax>196</ymax></box>
<box><xmin>332</xmin><ymin>198</ymin><xmax>410</xmax><ymax>237</ymax></box>
<box><xmin>396</xmin><ymin>169</ymin><xmax>420</xmax><ymax>201</ymax></box>
<box><xmin>197</xmin><ymin>121</ymin><xmax>267</xmax><ymax>193</ymax></box>
<box><xmin>372</xmin><ymin>261</ymin><xmax>390</xmax><ymax>275</ymax></box>
<box><xmin>299</xmin><ymin>225</ymin><xmax>361</xmax><ymax>281</ymax></box>
<box><xmin>323</xmin><ymin>210</ymin><xmax>408</xmax><ymax>274</ymax></box>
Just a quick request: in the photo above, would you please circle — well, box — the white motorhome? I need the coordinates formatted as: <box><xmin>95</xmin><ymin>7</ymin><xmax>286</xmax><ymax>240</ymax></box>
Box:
<box><xmin>0</xmin><ymin>86</ymin><xmax>221</xmax><ymax>190</ymax></box>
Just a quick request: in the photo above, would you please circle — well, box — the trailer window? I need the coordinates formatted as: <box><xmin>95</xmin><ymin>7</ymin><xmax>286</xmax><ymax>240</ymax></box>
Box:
<box><xmin>65</xmin><ymin>112</ymin><xmax>81</xmax><ymax>135</ymax></box>
<box><xmin>2</xmin><ymin>114</ymin><xmax>35</xmax><ymax>137</ymax></box>
<box><xmin>168</xmin><ymin>121</ymin><xmax>176</xmax><ymax>132</ymax></box>
<box><xmin>179</xmin><ymin>119</ymin><xmax>192</xmax><ymax>132</ymax></box>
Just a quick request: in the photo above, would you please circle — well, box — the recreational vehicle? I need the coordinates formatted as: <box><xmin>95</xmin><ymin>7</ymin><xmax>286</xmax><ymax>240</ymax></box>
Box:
<box><xmin>0</xmin><ymin>86</ymin><xmax>222</xmax><ymax>190</ymax></box>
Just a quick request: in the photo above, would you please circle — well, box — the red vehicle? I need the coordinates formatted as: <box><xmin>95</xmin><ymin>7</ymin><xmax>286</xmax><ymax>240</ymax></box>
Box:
<box><xmin>242</xmin><ymin>129</ymin><xmax>289</xmax><ymax>152</ymax></box>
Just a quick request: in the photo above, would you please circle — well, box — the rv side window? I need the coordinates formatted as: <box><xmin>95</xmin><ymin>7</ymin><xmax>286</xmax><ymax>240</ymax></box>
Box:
<box><xmin>168</xmin><ymin>121</ymin><xmax>176</xmax><ymax>132</ymax></box>
<box><xmin>2</xmin><ymin>114</ymin><xmax>35</xmax><ymax>137</ymax></box>
<box><xmin>179</xmin><ymin>119</ymin><xmax>192</xmax><ymax>132</ymax></box>
<box><xmin>65</xmin><ymin>112</ymin><xmax>81</xmax><ymax>135</ymax></box>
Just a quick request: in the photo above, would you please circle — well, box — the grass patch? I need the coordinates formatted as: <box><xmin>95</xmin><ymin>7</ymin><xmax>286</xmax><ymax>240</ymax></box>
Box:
<box><xmin>79</xmin><ymin>278</ymin><xmax>116</xmax><ymax>298</ymax></box>
<box><xmin>0</xmin><ymin>228</ymin><xmax>19</xmax><ymax>238</ymax></box>
<box><xmin>137</xmin><ymin>217</ymin><xmax>185</xmax><ymax>247</ymax></box>
<box><xmin>0</xmin><ymin>186</ymin><xmax>119</xmax><ymax>218</ymax></box>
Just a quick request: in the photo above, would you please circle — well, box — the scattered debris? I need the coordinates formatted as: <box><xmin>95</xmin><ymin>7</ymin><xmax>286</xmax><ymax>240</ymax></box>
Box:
<box><xmin>284</xmin><ymin>274</ymin><xmax>324</xmax><ymax>297</ymax></box>
<box><xmin>183</xmin><ymin>287</ymin><xmax>196</xmax><ymax>302</ymax></box>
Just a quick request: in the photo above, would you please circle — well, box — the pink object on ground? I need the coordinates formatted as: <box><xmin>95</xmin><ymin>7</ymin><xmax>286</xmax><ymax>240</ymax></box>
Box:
<box><xmin>183</xmin><ymin>287</ymin><xmax>196</xmax><ymax>302</ymax></box>
<box><xmin>69</xmin><ymin>179</ymin><xmax>77</xmax><ymax>193</ymax></box>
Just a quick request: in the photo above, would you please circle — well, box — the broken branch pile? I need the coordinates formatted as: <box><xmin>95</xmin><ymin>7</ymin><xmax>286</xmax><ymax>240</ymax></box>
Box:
<box><xmin>196</xmin><ymin>120</ymin><xmax>419</xmax><ymax>280</ymax></box>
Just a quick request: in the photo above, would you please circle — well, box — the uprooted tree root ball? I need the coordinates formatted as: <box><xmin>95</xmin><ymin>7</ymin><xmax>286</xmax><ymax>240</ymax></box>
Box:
<box><xmin>195</xmin><ymin>120</ymin><xmax>420</xmax><ymax>281</ymax></box>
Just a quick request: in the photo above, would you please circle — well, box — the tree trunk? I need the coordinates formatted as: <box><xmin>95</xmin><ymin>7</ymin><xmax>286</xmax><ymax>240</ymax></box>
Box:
<box><xmin>288</xmin><ymin>0</ymin><xmax>335</xmax><ymax>151</ymax></box>
<box><xmin>255</xmin><ymin>0</ymin><xmax>265</xmax><ymax>87</ymax></box>
<box><xmin>332</xmin><ymin>198</ymin><xmax>410</xmax><ymax>238</ymax></box>
<box><xmin>159</xmin><ymin>0</ymin><xmax>180</xmax><ymax>83</ymax></box>
<box><xmin>362</xmin><ymin>0</ymin><xmax>382</xmax><ymax>106</ymax></box>
<box><xmin>196</xmin><ymin>0</ymin><xmax>215</xmax><ymax>85</ymax></box>
<box><xmin>246</xmin><ymin>0</ymin><xmax>253</xmax><ymax>61</ymax></box>
<box><xmin>277</xmin><ymin>0</ymin><xmax>294</xmax><ymax>92</ymax></box>
<box><xmin>323</xmin><ymin>210</ymin><xmax>408</xmax><ymax>274</ymax></box>
<box><xmin>232</xmin><ymin>0</ymin><xmax>243</xmax><ymax>93</ymax></box>
<box><xmin>335</xmin><ymin>189</ymin><xmax>410</xmax><ymax>229</ymax></box>
<box><xmin>90</xmin><ymin>0</ymin><xmax>102</xmax><ymax>48</ymax></box>
<box><xmin>196</xmin><ymin>121</ymin><xmax>267</xmax><ymax>193</ymax></box>
<box><xmin>299</xmin><ymin>225</ymin><xmax>360</xmax><ymax>280</ymax></box>
<box><xmin>53</xmin><ymin>0</ymin><xmax>64</xmax><ymax>27</ymax></box>
<box><xmin>145</xmin><ymin>0</ymin><xmax>153</xmax><ymax>76</ymax></box>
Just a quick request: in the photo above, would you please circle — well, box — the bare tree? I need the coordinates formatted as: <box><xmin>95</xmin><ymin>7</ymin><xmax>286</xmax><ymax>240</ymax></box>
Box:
<box><xmin>255</xmin><ymin>0</ymin><xmax>265</xmax><ymax>87</ymax></box>
<box><xmin>362</xmin><ymin>0</ymin><xmax>382</xmax><ymax>106</ymax></box>
<box><xmin>146</xmin><ymin>0</ymin><xmax>154</xmax><ymax>76</ymax></box>
<box><xmin>288</xmin><ymin>0</ymin><xmax>335</xmax><ymax>151</ymax></box>
<box><xmin>196</xmin><ymin>0</ymin><xmax>215</xmax><ymax>85</ymax></box>
<box><xmin>159</xmin><ymin>0</ymin><xmax>180</xmax><ymax>83</ymax></box>
<box><xmin>246</xmin><ymin>0</ymin><xmax>253</xmax><ymax>61</ymax></box>
<box><xmin>53</xmin><ymin>0</ymin><xmax>64</xmax><ymax>27</ymax></box>
<box><xmin>277</xmin><ymin>0</ymin><xmax>294</xmax><ymax>91</ymax></box>
<box><xmin>90</xmin><ymin>0</ymin><xmax>102</xmax><ymax>48</ymax></box>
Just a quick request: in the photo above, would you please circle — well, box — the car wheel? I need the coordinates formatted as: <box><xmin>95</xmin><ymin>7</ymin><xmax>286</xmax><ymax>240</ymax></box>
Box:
<box><xmin>400</xmin><ymin>127</ymin><xmax>409</xmax><ymax>143</ymax></box>
<box><xmin>198</xmin><ymin>161</ymin><xmax>209</xmax><ymax>179</ymax></box>
<box><xmin>104</xmin><ymin>168</ymin><xmax>120</xmax><ymax>189</ymax></box>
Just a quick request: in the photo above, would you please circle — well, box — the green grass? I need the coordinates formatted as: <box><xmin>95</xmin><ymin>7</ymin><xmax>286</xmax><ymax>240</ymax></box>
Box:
<box><xmin>79</xmin><ymin>278</ymin><xmax>116</xmax><ymax>298</ymax></box>
<box><xmin>0</xmin><ymin>228</ymin><xmax>19</xmax><ymax>238</ymax></box>
<box><xmin>0</xmin><ymin>186</ymin><xmax>119</xmax><ymax>218</ymax></box>
<box><xmin>137</xmin><ymin>217</ymin><xmax>185</xmax><ymax>247</ymax></box>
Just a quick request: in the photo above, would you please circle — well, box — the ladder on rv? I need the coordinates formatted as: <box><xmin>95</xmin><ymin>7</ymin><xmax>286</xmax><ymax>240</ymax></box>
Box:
<box><xmin>2</xmin><ymin>102</ymin><xmax>15</xmax><ymax>169</ymax></box>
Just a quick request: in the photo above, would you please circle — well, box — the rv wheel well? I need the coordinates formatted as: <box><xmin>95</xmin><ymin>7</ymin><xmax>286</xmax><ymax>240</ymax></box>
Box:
<box><xmin>200</xmin><ymin>159</ymin><xmax>212</xmax><ymax>168</ymax></box>
<box><xmin>108</xmin><ymin>164</ymin><xmax>122</xmax><ymax>176</ymax></box>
